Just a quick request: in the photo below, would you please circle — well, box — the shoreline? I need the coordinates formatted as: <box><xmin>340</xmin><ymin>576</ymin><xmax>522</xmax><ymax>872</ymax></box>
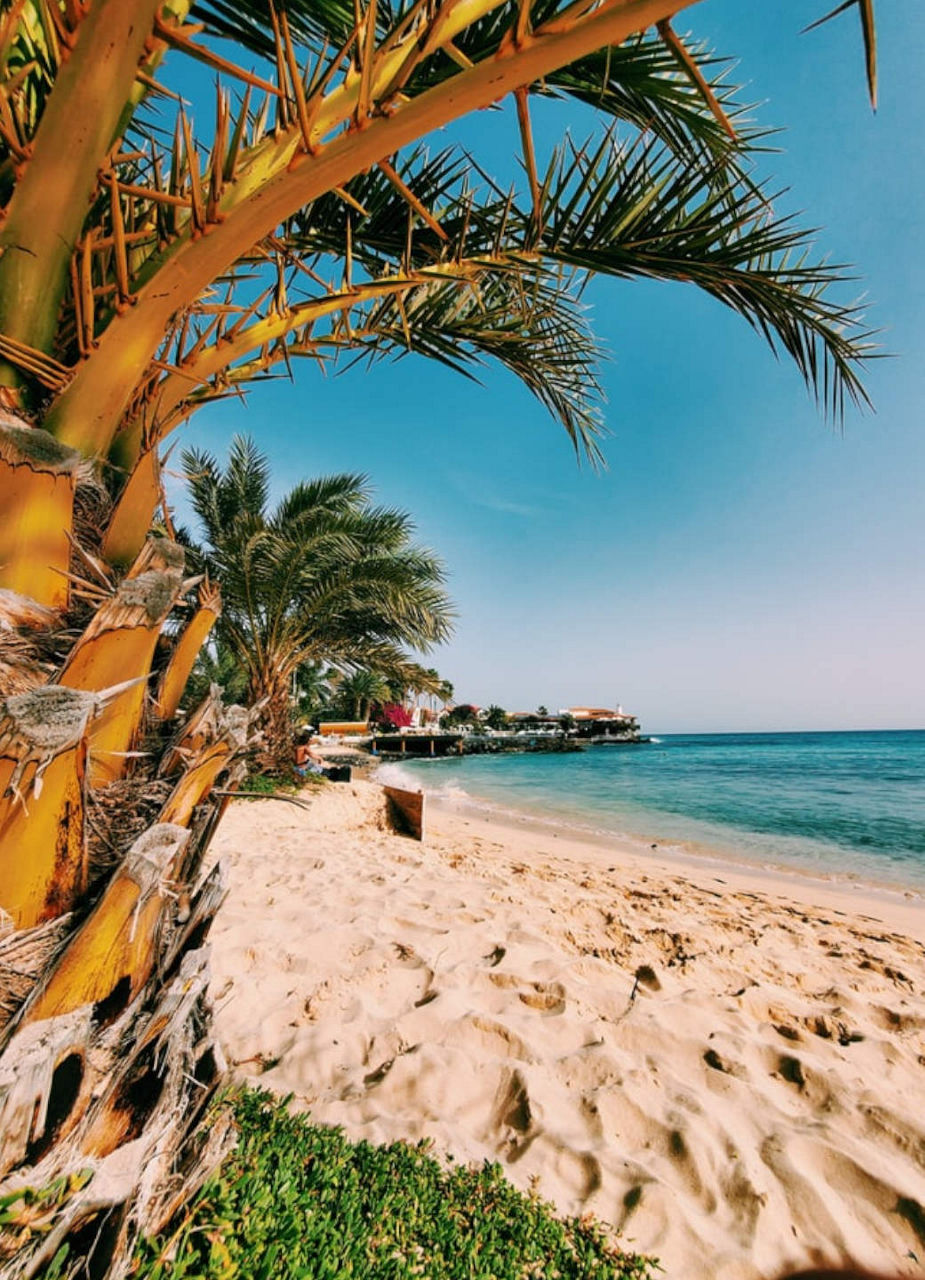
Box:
<box><xmin>367</xmin><ymin>744</ymin><xmax>925</xmax><ymax>911</ymax></box>
<box><xmin>424</xmin><ymin>791</ymin><xmax>925</xmax><ymax>937</ymax></box>
<box><xmin>208</xmin><ymin>777</ymin><xmax>925</xmax><ymax>1280</ymax></box>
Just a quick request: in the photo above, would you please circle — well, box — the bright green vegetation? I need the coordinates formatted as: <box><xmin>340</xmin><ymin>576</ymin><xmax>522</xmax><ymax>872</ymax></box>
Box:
<box><xmin>241</xmin><ymin>771</ymin><xmax>324</xmax><ymax>795</ymax></box>
<box><xmin>133</xmin><ymin>1090</ymin><xmax>658</xmax><ymax>1280</ymax></box>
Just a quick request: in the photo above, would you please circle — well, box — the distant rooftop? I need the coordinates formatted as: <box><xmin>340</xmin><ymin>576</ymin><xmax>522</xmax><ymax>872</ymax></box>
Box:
<box><xmin>562</xmin><ymin>706</ymin><xmax>635</xmax><ymax>720</ymax></box>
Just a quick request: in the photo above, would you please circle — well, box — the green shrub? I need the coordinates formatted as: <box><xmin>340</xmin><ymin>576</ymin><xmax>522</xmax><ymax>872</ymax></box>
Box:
<box><xmin>242</xmin><ymin>770</ymin><xmax>326</xmax><ymax>795</ymax></box>
<box><xmin>134</xmin><ymin>1089</ymin><xmax>659</xmax><ymax>1280</ymax></box>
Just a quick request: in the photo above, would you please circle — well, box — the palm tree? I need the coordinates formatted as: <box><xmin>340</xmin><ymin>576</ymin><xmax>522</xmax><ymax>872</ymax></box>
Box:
<box><xmin>438</xmin><ymin>679</ymin><xmax>456</xmax><ymax>713</ymax></box>
<box><xmin>183</xmin><ymin>436</ymin><xmax>453</xmax><ymax>769</ymax></box>
<box><xmin>294</xmin><ymin>661</ymin><xmax>337</xmax><ymax>723</ymax></box>
<box><xmin>0</xmin><ymin>2</ymin><xmax>881</xmax><ymax>1272</ymax></box>
<box><xmin>485</xmin><ymin>705</ymin><xmax>509</xmax><ymax>731</ymax></box>
<box><xmin>337</xmin><ymin>669</ymin><xmax>392</xmax><ymax>721</ymax></box>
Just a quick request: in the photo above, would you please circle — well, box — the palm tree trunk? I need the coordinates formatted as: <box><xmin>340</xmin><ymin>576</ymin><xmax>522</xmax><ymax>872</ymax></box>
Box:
<box><xmin>0</xmin><ymin>408</ymin><xmax>251</xmax><ymax>1277</ymax></box>
<box><xmin>252</xmin><ymin>665</ymin><xmax>296</xmax><ymax>775</ymax></box>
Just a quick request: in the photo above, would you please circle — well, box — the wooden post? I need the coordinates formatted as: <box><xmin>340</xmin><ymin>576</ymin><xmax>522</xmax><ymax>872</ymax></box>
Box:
<box><xmin>383</xmin><ymin>785</ymin><xmax>426</xmax><ymax>841</ymax></box>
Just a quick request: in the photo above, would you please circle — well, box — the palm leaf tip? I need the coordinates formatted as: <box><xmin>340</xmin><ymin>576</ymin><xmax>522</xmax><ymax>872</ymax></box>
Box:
<box><xmin>803</xmin><ymin>0</ymin><xmax>877</xmax><ymax>109</ymax></box>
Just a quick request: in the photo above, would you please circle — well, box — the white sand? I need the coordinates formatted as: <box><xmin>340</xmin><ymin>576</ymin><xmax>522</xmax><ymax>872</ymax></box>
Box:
<box><xmin>208</xmin><ymin>779</ymin><xmax>925</xmax><ymax>1280</ymax></box>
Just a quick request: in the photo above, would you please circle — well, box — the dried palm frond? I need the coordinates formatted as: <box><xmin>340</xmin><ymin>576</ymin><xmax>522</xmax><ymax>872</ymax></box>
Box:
<box><xmin>85</xmin><ymin>778</ymin><xmax>174</xmax><ymax>891</ymax></box>
<box><xmin>0</xmin><ymin>914</ymin><xmax>72</xmax><ymax>1028</ymax></box>
<box><xmin>71</xmin><ymin>466</ymin><xmax>113</xmax><ymax>557</ymax></box>
<box><xmin>0</xmin><ymin>589</ymin><xmax>56</xmax><ymax>633</ymax></box>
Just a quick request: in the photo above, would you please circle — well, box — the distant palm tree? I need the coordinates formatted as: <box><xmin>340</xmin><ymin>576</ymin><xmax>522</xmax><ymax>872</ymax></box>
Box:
<box><xmin>184</xmin><ymin>636</ymin><xmax>250</xmax><ymax>710</ymax></box>
<box><xmin>294</xmin><ymin>662</ymin><xmax>337</xmax><ymax>724</ymax></box>
<box><xmin>338</xmin><ymin>670</ymin><xmax>392</xmax><ymax>721</ymax></box>
<box><xmin>183</xmin><ymin>437</ymin><xmax>453</xmax><ymax>769</ymax></box>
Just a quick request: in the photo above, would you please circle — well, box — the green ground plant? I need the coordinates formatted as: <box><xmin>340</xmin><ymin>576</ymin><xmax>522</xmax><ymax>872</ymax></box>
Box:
<box><xmin>131</xmin><ymin>1089</ymin><xmax>659</xmax><ymax>1280</ymax></box>
<box><xmin>241</xmin><ymin>770</ymin><xmax>319</xmax><ymax>795</ymax></box>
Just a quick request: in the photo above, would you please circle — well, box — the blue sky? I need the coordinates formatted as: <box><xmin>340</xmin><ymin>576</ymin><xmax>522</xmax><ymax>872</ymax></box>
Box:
<box><xmin>170</xmin><ymin>2</ymin><xmax>924</xmax><ymax>732</ymax></box>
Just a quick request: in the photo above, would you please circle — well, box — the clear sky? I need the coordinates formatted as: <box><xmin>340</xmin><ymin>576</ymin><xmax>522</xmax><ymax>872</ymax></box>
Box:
<box><xmin>169</xmin><ymin>2</ymin><xmax>925</xmax><ymax>733</ymax></box>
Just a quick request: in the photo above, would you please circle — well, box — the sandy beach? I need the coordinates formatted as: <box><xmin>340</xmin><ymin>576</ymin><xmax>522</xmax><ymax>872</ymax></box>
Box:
<box><xmin>207</xmin><ymin>778</ymin><xmax>925</xmax><ymax>1280</ymax></box>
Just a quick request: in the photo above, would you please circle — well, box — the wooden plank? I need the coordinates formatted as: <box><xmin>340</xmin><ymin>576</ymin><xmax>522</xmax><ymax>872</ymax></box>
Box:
<box><xmin>383</xmin><ymin>784</ymin><xmax>425</xmax><ymax>841</ymax></box>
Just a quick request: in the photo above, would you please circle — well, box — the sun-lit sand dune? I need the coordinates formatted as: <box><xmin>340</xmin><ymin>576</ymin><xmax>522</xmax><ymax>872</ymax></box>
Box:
<box><xmin>208</xmin><ymin>780</ymin><xmax>925</xmax><ymax>1280</ymax></box>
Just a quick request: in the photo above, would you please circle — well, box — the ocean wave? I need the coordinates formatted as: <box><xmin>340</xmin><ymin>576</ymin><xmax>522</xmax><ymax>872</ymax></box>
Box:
<box><xmin>374</xmin><ymin>762</ymin><xmax>472</xmax><ymax>803</ymax></box>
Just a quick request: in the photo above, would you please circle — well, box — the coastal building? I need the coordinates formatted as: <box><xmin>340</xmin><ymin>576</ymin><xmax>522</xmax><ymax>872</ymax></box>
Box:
<box><xmin>506</xmin><ymin>711</ymin><xmax>563</xmax><ymax>729</ymax></box>
<box><xmin>504</xmin><ymin>705</ymin><xmax>640</xmax><ymax>739</ymax></box>
<box><xmin>565</xmin><ymin>706</ymin><xmax>640</xmax><ymax>739</ymax></box>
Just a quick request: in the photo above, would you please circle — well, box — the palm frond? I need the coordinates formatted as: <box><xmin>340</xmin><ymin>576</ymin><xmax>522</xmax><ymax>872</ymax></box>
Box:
<box><xmin>192</xmin><ymin>0</ymin><xmax>393</xmax><ymax>60</ymax></box>
<box><xmin>334</xmin><ymin>266</ymin><xmax>607</xmax><ymax>463</ymax></box>
<box><xmin>191</xmin><ymin>2</ymin><xmax>760</xmax><ymax>171</ymax></box>
<box><xmin>283</xmin><ymin>134</ymin><xmax>873</xmax><ymax>425</ymax></box>
<box><xmin>272</xmin><ymin>473</ymin><xmax>373</xmax><ymax>526</ymax></box>
<box><xmin>529</xmin><ymin>132</ymin><xmax>875</xmax><ymax>417</ymax></box>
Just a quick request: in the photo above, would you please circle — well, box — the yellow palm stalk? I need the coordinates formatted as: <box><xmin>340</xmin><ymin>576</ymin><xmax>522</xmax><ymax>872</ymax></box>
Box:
<box><xmin>155</xmin><ymin>580</ymin><xmax>222</xmax><ymax>722</ymax></box>
<box><xmin>159</xmin><ymin>741</ymin><xmax>234</xmax><ymax>827</ymax></box>
<box><xmin>58</xmin><ymin>541</ymin><xmax>185</xmax><ymax>785</ymax></box>
<box><xmin>0</xmin><ymin>0</ymin><xmax>168</xmax><ymax>392</ymax></box>
<box><xmin>0</xmin><ymin>687</ymin><xmax>96</xmax><ymax>928</ymax></box>
<box><xmin>99</xmin><ymin>447</ymin><xmax>163</xmax><ymax>568</ymax></box>
<box><xmin>0</xmin><ymin>419</ymin><xmax>80</xmax><ymax>609</ymax></box>
<box><xmin>25</xmin><ymin>824</ymin><xmax>190</xmax><ymax>1024</ymax></box>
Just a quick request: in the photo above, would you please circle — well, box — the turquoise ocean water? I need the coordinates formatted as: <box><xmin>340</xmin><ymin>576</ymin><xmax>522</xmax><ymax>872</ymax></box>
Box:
<box><xmin>381</xmin><ymin>730</ymin><xmax>925</xmax><ymax>891</ymax></box>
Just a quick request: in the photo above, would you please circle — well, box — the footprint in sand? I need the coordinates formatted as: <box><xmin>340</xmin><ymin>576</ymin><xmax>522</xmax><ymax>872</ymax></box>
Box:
<box><xmin>768</xmin><ymin>1052</ymin><xmax>838</xmax><ymax>1112</ymax></box>
<box><xmin>554</xmin><ymin>1147</ymin><xmax>603</xmax><ymax>1200</ymax></box>
<box><xmin>873</xmin><ymin>1004</ymin><xmax>925</xmax><ymax>1034</ymax></box>
<box><xmin>488</xmin><ymin>1066</ymin><xmax>534</xmax><ymax>1137</ymax></box>
<box><xmin>517</xmin><ymin>982</ymin><xmax>566</xmax><ymax>1014</ymax></box>
<box><xmin>452</xmin><ymin>1015</ymin><xmax>535</xmax><ymax>1062</ymax></box>
<box><xmin>485</xmin><ymin>972</ymin><xmax>567</xmax><ymax>1015</ymax></box>
<box><xmin>364</xmin><ymin>1057</ymin><xmax>394</xmax><ymax>1086</ymax></box>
